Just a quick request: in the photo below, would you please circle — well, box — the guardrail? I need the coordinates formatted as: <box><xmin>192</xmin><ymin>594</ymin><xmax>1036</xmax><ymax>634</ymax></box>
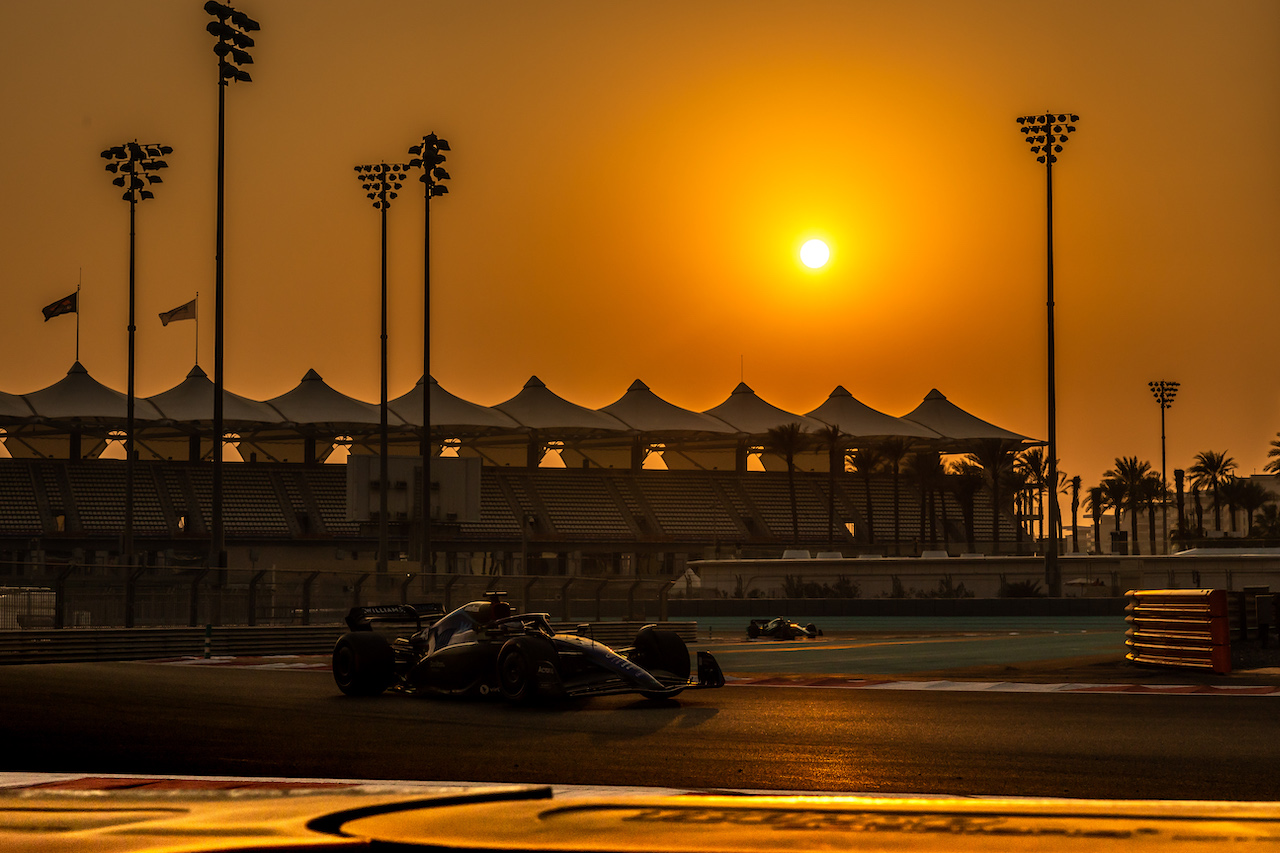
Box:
<box><xmin>0</xmin><ymin>621</ymin><xmax>697</xmax><ymax>665</ymax></box>
<box><xmin>1124</xmin><ymin>589</ymin><xmax>1234</xmax><ymax>674</ymax></box>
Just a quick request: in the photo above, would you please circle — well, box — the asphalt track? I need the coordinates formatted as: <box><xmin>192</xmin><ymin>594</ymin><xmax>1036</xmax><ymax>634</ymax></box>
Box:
<box><xmin>3</xmin><ymin>622</ymin><xmax>1280</xmax><ymax>802</ymax></box>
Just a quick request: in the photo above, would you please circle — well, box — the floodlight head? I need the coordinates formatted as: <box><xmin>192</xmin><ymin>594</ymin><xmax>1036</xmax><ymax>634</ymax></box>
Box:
<box><xmin>231</xmin><ymin>10</ymin><xmax>260</xmax><ymax>31</ymax></box>
<box><xmin>204</xmin><ymin>1</ymin><xmax>233</xmax><ymax>18</ymax></box>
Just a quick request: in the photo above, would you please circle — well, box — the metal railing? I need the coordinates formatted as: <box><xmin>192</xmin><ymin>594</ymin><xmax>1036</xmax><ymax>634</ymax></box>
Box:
<box><xmin>0</xmin><ymin>569</ymin><xmax>680</xmax><ymax>630</ymax></box>
<box><xmin>0</xmin><ymin>620</ymin><xmax>697</xmax><ymax>666</ymax></box>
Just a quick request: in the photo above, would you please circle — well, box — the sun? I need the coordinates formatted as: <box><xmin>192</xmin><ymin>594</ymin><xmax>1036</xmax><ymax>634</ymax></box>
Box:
<box><xmin>800</xmin><ymin>238</ymin><xmax>830</xmax><ymax>269</ymax></box>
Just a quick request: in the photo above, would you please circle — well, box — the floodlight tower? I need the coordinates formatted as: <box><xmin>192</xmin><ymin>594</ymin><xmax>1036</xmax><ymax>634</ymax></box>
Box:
<box><xmin>407</xmin><ymin>133</ymin><xmax>450</xmax><ymax>574</ymax></box>
<box><xmin>204</xmin><ymin>0</ymin><xmax>258</xmax><ymax>570</ymax></box>
<box><xmin>354</xmin><ymin>162</ymin><xmax>409</xmax><ymax>576</ymax></box>
<box><xmin>100</xmin><ymin>141</ymin><xmax>171</xmax><ymax>576</ymax></box>
<box><xmin>1150</xmin><ymin>380</ymin><xmax>1179</xmax><ymax>553</ymax></box>
<box><xmin>1016</xmin><ymin>111</ymin><xmax>1079</xmax><ymax>597</ymax></box>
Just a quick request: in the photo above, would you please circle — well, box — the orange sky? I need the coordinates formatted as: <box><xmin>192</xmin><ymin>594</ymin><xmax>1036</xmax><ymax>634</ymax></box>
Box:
<box><xmin>1</xmin><ymin>0</ymin><xmax>1278</xmax><ymax>490</ymax></box>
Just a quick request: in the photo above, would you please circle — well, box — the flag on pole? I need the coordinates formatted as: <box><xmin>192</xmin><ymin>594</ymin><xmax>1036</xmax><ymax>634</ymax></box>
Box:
<box><xmin>159</xmin><ymin>297</ymin><xmax>197</xmax><ymax>326</ymax></box>
<box><xmin>42</xmin><ymin>292</ymin><xmax>77</xmax><ymax>321</ymax></box>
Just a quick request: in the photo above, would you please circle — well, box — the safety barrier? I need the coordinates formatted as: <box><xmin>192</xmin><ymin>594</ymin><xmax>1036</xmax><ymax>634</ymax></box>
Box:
<box><xmin>1124</xmin><ymin>589</ymin><xmax>1233</xmax><ymax>674</ymax></box>
<box><xmin>0</xmin><ymin>621</ymin><xmax>697</xmax><ymax>665</ymax></box>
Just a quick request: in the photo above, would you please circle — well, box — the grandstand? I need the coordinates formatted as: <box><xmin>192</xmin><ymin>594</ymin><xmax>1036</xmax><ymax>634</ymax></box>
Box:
<box><xmin>0</xmin><ymin>365</ymin><xmax>1038</xmax><ymax>578</ymax></box>
<box><xmin>0</xmin><ymin>458</ymin><xmax>1028</xmax><ymax>576</ymax></box>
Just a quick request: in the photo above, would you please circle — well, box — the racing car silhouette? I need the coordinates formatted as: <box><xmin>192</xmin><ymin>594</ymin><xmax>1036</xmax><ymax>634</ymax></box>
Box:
<box><xmin>332</xmin><ymin>592</ymin><xmax>724</xmax><ymax>703</ymax></box>
<box><xmin>746</xmin><ymin>616</ymin><xmax>823</xmax><ymax>640</ymax></box>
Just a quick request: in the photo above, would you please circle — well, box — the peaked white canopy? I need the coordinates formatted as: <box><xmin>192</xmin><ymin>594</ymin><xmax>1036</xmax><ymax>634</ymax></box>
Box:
<box><xmin>390</xmin><ymin>376</ymin><xmax>522</xmax><ymax>432</ymax></box>
<box><xmin>147</xmin><ymin>365</ymin><xmax>286</xmax><ymax>427</ymax></box>
<box><xmin>23</xmin><ymin>362</ymin><xmax>163</xmax><ymax>422</ymax></box>
<box><xmin>901</xmin><ymin>388</ymin><xmax>1036</xmax><ymax>444</ymax></box>
<box><xmin>703</xmin><ymin>382</ymin><xmax>825</xmax><ymax>435</ymax></box>
<box><xmin>494</xmin><ymin>376</ymin><xmax>630</xmax><ymax>434</ymax></box>
<box><xmin>0</xmin><ymin>390</ymin><xmax>35</xmax><ymax>421</ymax></box>
<box><xmin>807</xmin><ymin>385</ymin><xmax>942</xmax><ymax>441</ymax></box>
<box><xmin>600</xmin><ymin>379</ymin><xmax>738</xmax><ymax>436</ymax></box>
<box><xmin>266</xmin><ymin>369</ymin><xmax>402</xmax><ymax>429</ymax></box>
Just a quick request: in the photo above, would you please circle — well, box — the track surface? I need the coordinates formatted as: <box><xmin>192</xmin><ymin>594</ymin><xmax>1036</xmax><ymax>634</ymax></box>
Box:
<box><xmin>2</xmin><ymin>660</ymin><xmax>1278</xmax><ymax>801</ymax></box>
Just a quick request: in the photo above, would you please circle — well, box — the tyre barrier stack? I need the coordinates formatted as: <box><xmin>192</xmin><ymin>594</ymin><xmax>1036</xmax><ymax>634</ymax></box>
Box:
<box><xmin>1124</xmin><ymin>589</ymin><xmax>1234</xmax><ymax>674</ymax></box>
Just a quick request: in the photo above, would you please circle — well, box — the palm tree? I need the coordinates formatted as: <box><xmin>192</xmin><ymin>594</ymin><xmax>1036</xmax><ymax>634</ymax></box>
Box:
<box><xmin>849</xmin><ymin>446</ymin><xmax>884</xmax><ymax>544</ymax></box>
<box><xmin>1191</xmin><ymin>483</ymin><xmax>1204</xmax><ymax>534</ymax></box>
<box><xmin>1104</xmin><ymin>457</ymin><xmax>1154</xmax><ymax>556</ymax></box>
<box><xmin>877</xmin><ymin>438</ymin><xmax>912</xmax><ymax>556</ymax></box>
<box><xmin>814</xmin><ymin>424</ymin><xmax>848</xmax><ymax>551</ymax></box>
<box><xmin>1189</xmin><ymin>450</ymin><xmax>1237</xmax><ymax>532</ymax></box>
<box><xmin>1085</xmin><ymin>485</ymin><xmax>1104</xmax><ymax>554</ymax></box>
<box><xmin>1236</xmin><ymin>479</ymin><xmax>1271</xmax><ymax>534</ymax></box>
<box><xmin>1251</xmin><ymin>503</ymin><xmax>1280</xmax><ymax>540</ymax></box>
<box><xmin>966</xmin><ymin>439</ymin><xmax>1020</xmax><ymax>555</ymax></box>
<box><xmin>908</xmin><ymin>450</ymin><xmax>946</xmax><ymax>547</ymax></box>
<box><xmin>1140</xmin><ymin>471</ymin><xmax>1164</xmax><ymax>556</ymax></box>
<box><xmin>950</xmin><ymin>459</ymin><xmax>984</xmax><ymax>553</ymax></box>
<box><xmin>1069</xmin><ymin>475</ymin><xmax>1082</xmax><ymax>553</ymax></box>
<box><xmin>764</xmin><ymin>423</ymin><xmax>811</xmax><ymax>548</ymax></box>
<box><xmin>1014</xmin><ymin>448</ymin><xmax>1048</xmax><ymax>543</ymax></box>
<box><xmin>1264</xmin><ymin>433</ymin><xmax>1280</xmax><ymax>475</ymax></box>
<box><xmin>1100</xmin><ymin>475</ymin><xmax>1127</xmax><ymax>551</ymax></box>
<box><xmin>1218</xmin><ymin>476</ymin><xmax>1244</xmax><ymax>534</ymax></box>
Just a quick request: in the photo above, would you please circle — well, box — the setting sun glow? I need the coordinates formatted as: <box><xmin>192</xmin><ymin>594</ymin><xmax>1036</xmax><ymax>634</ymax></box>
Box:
<box><xmin>800</xmin><ymin>239</ymin><xmax>830</xmax><ymax>269</ymax></box>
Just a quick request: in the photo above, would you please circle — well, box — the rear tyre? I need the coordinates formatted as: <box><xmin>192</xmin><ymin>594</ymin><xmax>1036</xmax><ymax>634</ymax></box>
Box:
<box><xmin>332</xmin><ymin>631</ymin><xmax>394</xmax><ymax>696</ymax></box>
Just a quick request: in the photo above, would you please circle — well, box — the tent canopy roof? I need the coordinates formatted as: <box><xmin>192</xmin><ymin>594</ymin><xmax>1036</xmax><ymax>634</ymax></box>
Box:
<box><xmin>147</xmin><ymin>365</ymin><xmax>287</xmax><ymax>427</ymax></box>
<box><xmin>24</xmin><ymin>361</ymin><xmax>162</xmax><ymax>422</ymax></box>
<box><xmin>494</xmin><ymin>376</ymin><xmax>630</xmax><ymax>434</ymax></box>
<box><xmin>901</xmin><ymin>388</ymin><xmax>1035</xmax><ymax>444</ymax></box>
<box><xmin>703</xmin><ymin>382</ymin><xmax>825</xmax><ymax>435</ymax></box>
<box><xmin>600</xmin><ymin>379</ymin><xmax>738</xmax><ymax>436</ymax></box>
<box><xmin>390</xmin><ymin>376</ymin><xmax>523</xmax><ymax>432</ymax></box>
<box><xmin>266</xmin><ymin>369</ymin><xmax>402</xmax><ymax>430</ymax></box>
<box><xmin>807</xmin><ymin>385</ymin><xmax>942</xmax><ymax>440</ymax></box>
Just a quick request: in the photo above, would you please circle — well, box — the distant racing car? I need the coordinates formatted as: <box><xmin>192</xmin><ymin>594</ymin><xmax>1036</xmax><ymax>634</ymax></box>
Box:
<box><xmin>332</xmin><ymin>592</ymin><xmax>724</xmax><ymax>703</ymax></box>
<box><xmin>746</xmin><ymin>617</ymin><xmax>823</xmax><ymax>640</ymax></box>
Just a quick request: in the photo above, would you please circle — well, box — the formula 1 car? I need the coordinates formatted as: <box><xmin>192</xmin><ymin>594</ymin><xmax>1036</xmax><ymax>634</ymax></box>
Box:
<box><xmin>332</xmin><ymin>592</ymin><xmax>725</xmax><ymax>703</ymax></box>
<box><xmin>746</xmin><ymin>617</ymin><xmax>823</xmax><ymax>640</ymax></box>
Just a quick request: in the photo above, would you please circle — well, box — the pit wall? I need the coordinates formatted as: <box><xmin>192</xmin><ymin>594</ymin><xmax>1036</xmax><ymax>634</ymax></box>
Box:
<box><xmin>685</xmin><ymin>553</ymin><xmax>1280</xmax><ymax>602</ymax></box>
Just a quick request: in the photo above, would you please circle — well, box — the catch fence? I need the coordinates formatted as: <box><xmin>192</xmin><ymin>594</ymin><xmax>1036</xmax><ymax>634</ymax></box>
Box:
<box><xmin>0</xmin><ymin>568</ymin><xmax>679</xmax><ymax>630</ymax></box>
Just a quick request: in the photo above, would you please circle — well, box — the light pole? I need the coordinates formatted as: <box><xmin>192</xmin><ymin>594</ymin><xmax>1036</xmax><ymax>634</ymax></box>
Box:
<box><xmin>1150</xmin><ymin>380</ymin><xmax>1179</xmax><ymax>554</ymax></box>
<box><xmin>355</xmin><ymin>162</ymin><xmax>409</xmax><ymax>577</ymax></box>
<box><xmin>100</xmin><ymin>141</ymin><xmax>171</xmax><ymax>570</ymax></box>
<box><xmin>407</xmin><ymin>133</ymin><xmax>450</xmax><ymax>574</ymax></box>
<box><xmin>1016</xmin><ymin>111</ymin><xmax>1079</xmax><ymax>596</ymax></box>
<box><xmin>204</xmin><ymin>0</ymin><xmax>258</xmax><ymax>570</ymax></box>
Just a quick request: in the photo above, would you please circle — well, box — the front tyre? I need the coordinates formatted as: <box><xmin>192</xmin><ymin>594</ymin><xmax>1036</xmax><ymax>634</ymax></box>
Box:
<box><xmin>332</xmin><ymin>631</ymin><xmax>394</xmax><ymax>696</ymax></box>
<box><xmin>632</xmin><ymin>626</ymin><xmax>691</xmax><ymax>680</ymax></box>
<box><xmin>498</xmin><ymin>638</ymin><xmax>553</xmax><ymax>703</ymax></box>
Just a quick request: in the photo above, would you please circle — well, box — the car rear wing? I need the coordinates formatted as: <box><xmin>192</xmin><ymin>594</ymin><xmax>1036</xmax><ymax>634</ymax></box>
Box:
<box><xmin>344</xmin><ymin>602</ymin><xmax>444</xmax><ymax>632</ymax></box>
